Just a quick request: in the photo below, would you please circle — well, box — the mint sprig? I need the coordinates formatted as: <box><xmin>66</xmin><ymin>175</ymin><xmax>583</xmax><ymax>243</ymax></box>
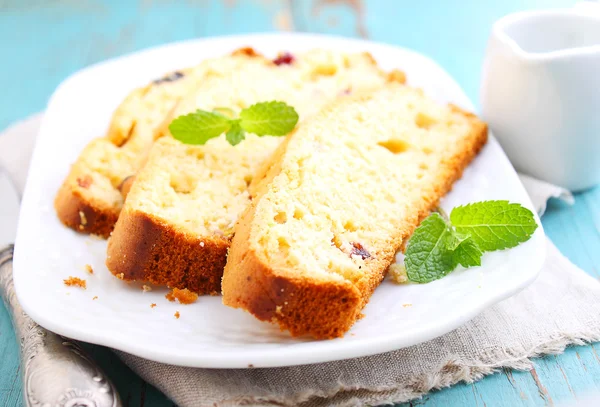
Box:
<box><xmin>168</xmin><ymin>111</ymin><xmax>231</xmax><ymax>145</ymax></box>
<box><xmin>239</xmin><ymin>101</ymin><xmax>299</xmax><ymax>136</ymax></box>
<box><xmin>450</xmin><ymin>201</ymin><xmax>538</xmax><ymax>251</ymax></box>
<box><xmin>405</xmin><ymin>201</ymin><xmax>537</xmax><ymax>283</ymax></box>
<box><xmin>169</xmin><ymin>101</ymin><xmax>299</xmax><ymax>146</ymax></box>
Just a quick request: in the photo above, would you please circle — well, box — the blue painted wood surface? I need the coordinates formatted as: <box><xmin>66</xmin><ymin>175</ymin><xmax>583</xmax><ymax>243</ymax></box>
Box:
<box><xmin>1</xmin><ymin>1</ymin><xmax>599</xmax><ymax>406</ymax></box>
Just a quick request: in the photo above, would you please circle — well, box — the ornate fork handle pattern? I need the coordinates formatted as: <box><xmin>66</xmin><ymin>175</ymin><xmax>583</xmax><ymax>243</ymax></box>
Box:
<box><xmin>0</xmin><ymin>245</ymin><xmax>121</xmax><ymax>407</ymax></box>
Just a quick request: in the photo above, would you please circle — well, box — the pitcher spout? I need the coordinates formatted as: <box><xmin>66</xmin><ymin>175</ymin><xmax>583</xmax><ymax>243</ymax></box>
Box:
<box><xmin>493</xmin><ymin>9</ymin><xmax>600</xmax><ymax>62</ymax></box>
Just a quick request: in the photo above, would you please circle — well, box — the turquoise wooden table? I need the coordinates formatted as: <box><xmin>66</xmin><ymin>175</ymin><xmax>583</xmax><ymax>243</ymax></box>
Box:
<box><xmin>2</xmin><ymin>1</ymin><xmax>599</xmax><ymax>405</ymax></box>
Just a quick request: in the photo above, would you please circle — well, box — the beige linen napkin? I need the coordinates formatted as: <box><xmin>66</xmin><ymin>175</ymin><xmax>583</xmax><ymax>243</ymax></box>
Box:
<box><xmin>2</xmin><ymin>115</ymin><xmax>600</xmax><ymax>407</ymax></box>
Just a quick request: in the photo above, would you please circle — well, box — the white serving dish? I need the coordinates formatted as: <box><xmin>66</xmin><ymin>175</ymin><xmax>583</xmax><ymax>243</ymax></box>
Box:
<box><xmin>13</xmin><ymin>33</ymin><xmax>545</xmax><ymax>368</ymax></box>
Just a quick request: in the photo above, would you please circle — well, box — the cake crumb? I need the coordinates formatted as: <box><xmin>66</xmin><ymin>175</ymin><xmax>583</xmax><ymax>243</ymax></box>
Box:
<box><xmin>142</xmin><ymin>285</ymin><xmax>152</xmax><ymax>292</ymax></box>
<box><xmin>150</xmin><ymin>303</ymin><xmax>157</xmax><ymax>308</ymax></box>
<box><xmin>402</xmin><ymin>303</ymin><xmax>413</xmax><ymax>308</ymax></box>
<box><xmin>116</xmin><ymin>273</ymin><xmax>125</xmax><ymax>280</ymax></box>
<box><xmin>85</xmin><ymin>264</ymin><xmax>94</xmax><ymax>274</ymax></box>
<box><xmin>165</xmin><ymin>288</ymin><xmax>198</xmax><ymax>305</ymax></box>
<box><xmin>64</xmin><ymin>277</ymin><xmax>86</xmax><ymax>289</ymax></box>
<box><xmin>388</xmin><ymin>263</ymin><xmax>408</xmax><ymax>284</ymax></box>
<box><xmin>174</xmin><ymin>311</ymin><xmax>180</xmax><ymax>319</ymax></box>
<box><xmin>92</xmin><ymin>296</ymin><xmax>98</xmax><ymax>300</ymax></box>
<box><xmin>200</xmin><ymin>241</ymin><xmax>205</xmax><ymax>247</ymax></box>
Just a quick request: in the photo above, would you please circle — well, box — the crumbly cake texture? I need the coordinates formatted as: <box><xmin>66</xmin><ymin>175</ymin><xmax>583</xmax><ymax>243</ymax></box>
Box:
<box><xmin>221</xmin><ymin>84</ymin><xmax>488</xmax><ymax>339</ymax></box>
<box><xmin>54</xmin><ymin>50</ymin><xmax>271</xmax><ymax>237</ymax></box>
<box><xmin>388</xmin><ymin>263</ymin><xmax>408</xmax><ymax>284</ymax></box>
<box><xmin>64</xmin><ymin>276</ymin><xmax>86</xmax><ymax>289</ymax></box>
<box><xmin>106</xmin><ymin>49</ymin><xmax>403</xmax><ymax>294</ymax></box>
<box><xmin>165</xmin><ymin>288</ymin><xmax>199</xmax><ymax>304</ymax></box>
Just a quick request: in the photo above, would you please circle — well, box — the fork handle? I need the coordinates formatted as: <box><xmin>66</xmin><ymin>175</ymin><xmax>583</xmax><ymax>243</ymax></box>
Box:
<box><xmin>0</xmin><ymin>245</ymin><xmax>121</xmax><ymax>407</ymax></box>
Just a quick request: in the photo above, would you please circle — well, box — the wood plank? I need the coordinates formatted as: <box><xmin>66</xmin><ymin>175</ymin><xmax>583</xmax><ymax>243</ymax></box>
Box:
<box><xmin>0</xmin><ymin>304</ymin><xmax>23</xmax><ymax>407</ymax></box>
<box><xmin>0</xmin><ymin>0</ymin><xmax>288</xmax><ymax>132</ymax></box>
<box><xmin>544</xmin><ymin>198</ymin><xmax>600</xmax><ymax>278</ymax></box>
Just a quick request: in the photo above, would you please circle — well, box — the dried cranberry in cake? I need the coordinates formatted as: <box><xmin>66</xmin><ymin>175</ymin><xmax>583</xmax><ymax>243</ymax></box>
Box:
<box><xmin>152</xmin><ymin>71</ymin><xmax>185</xmax><ymax>85</ymax></box>
<box><xmin>273</xmin><ymin>52</ymin><xmax>295</xmax><ymax>66</ymax></box>
<box><xmin>76</xmin><ymin>175</ymin><xmax>93</xmax><ymax>189</ymax></box>
<box><xmin>350</xmin><ymin>242</ymin><xmax>371</xmax><ymax>260</ymax></box>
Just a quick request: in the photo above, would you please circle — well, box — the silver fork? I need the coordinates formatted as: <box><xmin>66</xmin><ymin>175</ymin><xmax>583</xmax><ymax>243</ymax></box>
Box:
<box><xmin>0</xmin><ymin>168</ymin><xmax>121</xmax><ymax>406</ymax></box>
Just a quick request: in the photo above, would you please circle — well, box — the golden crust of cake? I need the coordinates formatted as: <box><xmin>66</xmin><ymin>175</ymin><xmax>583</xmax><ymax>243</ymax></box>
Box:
<box><xmin>221</xmin><ymin>85</ymin><xmax>488</xmax><ymax>339</ymax></box>
<box><xmin>54</xmin><ymin>173</ymin><xmax>120</xmax><ymax>238</ymax></box>
<box><xmin>106</xmin><ymin>207</ymin><xmax>227</xmax><ymax>295</ymax></box>
<box><xmin>106</xmin><ymin>50</ymin><xmax>401</xmax><ymax>294</ymax></box>
<box><xmin>223</xmin><ymin>200</ymin><xmax>366</xmax><ymax>338</ymax></box>
<box><xmin>55</xmin><ymin>49</ymin><xmax>269</xmax><ymax>237</ymax></box>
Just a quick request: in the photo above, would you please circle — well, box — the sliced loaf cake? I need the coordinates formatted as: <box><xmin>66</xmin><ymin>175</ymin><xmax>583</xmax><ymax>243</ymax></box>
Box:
<box><xmin>106</xmin><ymin>50</ymin><xmax>402</xmax><ymax>294</ymax></box>
<box><xmin>221</xmin><ymin>84</ymin><xmax>488</xmax><ymax>339</ymax></box>
<box><xmin>55</xmin><ymin>50</ymin><xmax>271</xmax><ymax>237</ymax></box>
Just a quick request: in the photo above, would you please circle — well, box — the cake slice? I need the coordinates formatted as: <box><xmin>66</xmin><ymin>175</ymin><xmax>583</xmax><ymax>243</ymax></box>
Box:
<box><xmin>106</xmin><ymin>50</ymin><xmax>403</xmax><ymax>294</ymax></box>
<box><xmin>221</xmin><ymin>84</ymin><xmax>488</xmax><ymax>339</ymax></box>
<box><xmin>54</xmin><ymin>50</ymin><xmax>271</xmax><ymax>237</ymax></box>
<box><xmin>106</xmin><ymin>136</ymin><xmax>280</xmax><ymax>294</ymax></box>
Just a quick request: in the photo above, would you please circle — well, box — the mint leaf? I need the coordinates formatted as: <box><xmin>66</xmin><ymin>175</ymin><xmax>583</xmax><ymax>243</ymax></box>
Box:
<box><xmin>450</xmin><ymin>201</ymin><xmax>538</xmax><ymax>252</ymax></box>
<box><xmin>226</xmin><ymin>122</ymin><xmax>245</xmax><ymax>146</ymax></box>
<box><xmin>451</xmin><ymin>235</ymin><xmax>483</xmax><ymax>268</ymax></box>
<box><xmin>404</xmin><ymin>213</ymin><xmax>456</xmax><ymax>283</ymax></box>
<box><xmin>169</xmin><ymin>110</ymin><xmax>232</xmax><ymax>145</ymax></box>
<box><xmin>169</xmin><ymin>101</ymin><xmax>298</xmax><ymax>146</ymax></box>
<box><xmin>239</xmin><ymin>101</ymin><xmax>299</xmax><ymax>136</ymax></box>
<box><xmin>404</xmin><ymin>200</ymin><xmax>536</xmax><ymax>284</ymax></box>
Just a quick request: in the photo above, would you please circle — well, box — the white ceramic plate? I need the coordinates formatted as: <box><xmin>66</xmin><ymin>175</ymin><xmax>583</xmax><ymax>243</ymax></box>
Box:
<box><xmin>13</xmin><ymin>33</ymin><xmax>545</xmax><ymax>368</ymax></box>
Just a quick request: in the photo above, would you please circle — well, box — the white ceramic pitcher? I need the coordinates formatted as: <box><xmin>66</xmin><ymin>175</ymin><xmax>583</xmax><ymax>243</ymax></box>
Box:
<box><xmin>481</xmin><ymin>7</ymin><xmax>600</xmax><ymax>191</ymax></box>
